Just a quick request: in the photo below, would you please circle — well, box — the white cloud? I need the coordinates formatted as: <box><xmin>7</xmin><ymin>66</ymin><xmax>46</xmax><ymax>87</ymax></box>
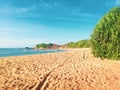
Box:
<box><xmin>78</xmin><ymin>13</ymin><xmax>99</xmax><ymax>17</ymax></box>
<box><xmin>0</xmin><ymin>4</ymin><xmax>37</xmax><ymax>14</ymax></box>
<box><xmin>116</xmin><ymin>0</ymin><xmax>120</xmax><ymax>5</ymax></box>
<box><xmin>0</xmin><ymin>5</ymin><xmax>13</xmax><ymax>13</ymax></box>
<box><xmin>53</xmin><ymin>13</ymin><xmax>99</xmax><ymax>22</ymax></box>
<box><xmin>16</xmin><ymin>8</ymin><xmax>30</xmax><ymax>13</ymax></box>
<box><xmin>38</xmin><ymin>0</ymin><xmax>52</xmax><ymax>8</ymax></box>
<box><xmin>15</xmin><ymin>5</ymin><xmax>37</xmax><ymax>13</ymax></box>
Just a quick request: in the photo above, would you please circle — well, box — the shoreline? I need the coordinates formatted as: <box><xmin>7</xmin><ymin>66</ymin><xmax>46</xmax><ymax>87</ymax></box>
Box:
<box><xmin>0</xmin><ymin>49</ymin><xmax>66</xmax><ymax>58</ymax></box>
<box><xmin>0</xmin><ymin>48</ymin><xmax>120</xmax><ymax>90</ymax></box>
<box><xmin>0</xmin><ymin>48</ymin><xmax>90</xmax><ymax>58</ymax></box>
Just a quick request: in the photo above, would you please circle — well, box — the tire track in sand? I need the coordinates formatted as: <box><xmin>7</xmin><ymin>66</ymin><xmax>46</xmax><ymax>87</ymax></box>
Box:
<box><xmin>34</xmin><ymin>51</ymin><xmax>78</xmax><ymax>90</ymax></box>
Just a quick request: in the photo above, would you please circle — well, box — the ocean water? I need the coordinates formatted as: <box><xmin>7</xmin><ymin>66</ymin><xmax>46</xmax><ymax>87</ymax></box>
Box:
<box><xmin>0</xmin><ymin>48</ymin><xmax>65</xmax><ymax>57</ymax></box>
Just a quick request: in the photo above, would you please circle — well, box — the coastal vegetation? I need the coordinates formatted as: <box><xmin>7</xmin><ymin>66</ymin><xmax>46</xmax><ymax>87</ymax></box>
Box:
<box><xmin>35</xmin><ymin>43</ymin><xmax>60</xmax><ymax>49</ymax></box>
<box><xmin>36</xmin><ymin>43</ymin><xmax>53</xmax><ymax>48</ymax></box>
<box><xmin>67</xmin><ymin>39</ymin><xmax>90</xmax><ymax>48</ymax></box>
<box><xmin>35</xmin><ymin>39</ymin><xmax>90</xmax><ymax>49</ymax></box>
<box><xmin>91</xmin><ymin>7</ymin><xmax>120</xmax><ymax>60</ymax></box>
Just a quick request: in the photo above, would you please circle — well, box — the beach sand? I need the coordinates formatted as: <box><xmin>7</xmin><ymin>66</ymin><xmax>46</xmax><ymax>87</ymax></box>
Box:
<box><xmin>0</xmin><ymin>48</ymin><xmax>120</xmax><ymax>90</ymax></box>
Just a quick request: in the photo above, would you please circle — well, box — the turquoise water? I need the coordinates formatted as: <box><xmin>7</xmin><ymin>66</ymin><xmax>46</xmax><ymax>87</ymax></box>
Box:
<box><xmin>0</xmin><ymin>48</ymin><xmax>65</xmax><ymax>57</ymax></box>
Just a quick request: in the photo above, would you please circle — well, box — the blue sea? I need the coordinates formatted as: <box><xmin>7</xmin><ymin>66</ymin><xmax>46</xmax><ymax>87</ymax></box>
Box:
<box><xmin>0</xmin><ymin>48</ymin><xmax>65</xmax><ymax>57</ymax></box>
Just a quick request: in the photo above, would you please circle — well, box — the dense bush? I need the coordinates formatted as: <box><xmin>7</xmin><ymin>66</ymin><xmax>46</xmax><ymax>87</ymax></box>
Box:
<box><xmin>91</xmin><ymin>7</ymin><xmax>120</xmax><ymax>60</ymax></box>
<box><xmin>67</xmin><ymin>39</ymin><xmax>90</xmax><ymax>48</ymax></box>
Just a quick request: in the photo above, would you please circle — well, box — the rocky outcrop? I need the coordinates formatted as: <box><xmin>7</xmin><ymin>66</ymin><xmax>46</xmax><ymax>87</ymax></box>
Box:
<box><xmin>46</xmin><ymin>44</ymin><xmax>60</xmax><ymax>49</ymax></box>
<box><xmin>59</xmin><ymin>44</ymin><xmax>67</xmax><ymax>49</ymax></box>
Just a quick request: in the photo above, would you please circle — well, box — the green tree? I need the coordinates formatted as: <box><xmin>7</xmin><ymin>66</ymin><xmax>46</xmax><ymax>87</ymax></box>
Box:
<box><xmin>67</xmin><ymin>40</ymin><xmax>90</xmax><ymax>48</ymax></box>
<box><xmin>36</xmin><ymin>43</ymin><xmax>48</xmax><ymax>48</ymax></box>
<box><xmin>91</xmin><ymin>7</ymin><xmax>120</xmax><ymax>60</ymax></box>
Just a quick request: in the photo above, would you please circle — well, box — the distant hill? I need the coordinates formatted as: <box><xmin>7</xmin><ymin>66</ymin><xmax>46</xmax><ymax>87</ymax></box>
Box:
<box><xmin>34</xmin><ymin>39</ymin><xmax>90</xmax><ymax>50</ymax></box>
<box><xmin>34</xmin><ymin>43</ymin><xmax>60</xmax><ymax>50</ymax></box>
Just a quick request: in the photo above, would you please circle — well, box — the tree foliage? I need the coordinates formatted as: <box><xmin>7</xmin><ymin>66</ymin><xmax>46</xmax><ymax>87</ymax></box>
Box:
<box><xmin>36</xmin><ymin>43</ymin><xmax>53</xmax><ymax>48</ymax></box>
<box><xmin>67</xmin><ymin>39</ymin><xmax>90</xmax><ymax>48</ymax></box>
<box><xmin>91</xmin><ymin>7</ymin><xmax>120</xmax><ymax>60</ymax></box>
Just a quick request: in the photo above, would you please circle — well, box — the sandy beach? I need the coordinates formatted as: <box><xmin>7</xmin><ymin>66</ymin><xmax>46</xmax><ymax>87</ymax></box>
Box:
<box><xmin>0</xmin><ymin>48</ymin><xmax>120</xmax><ymax>90</ymax></box>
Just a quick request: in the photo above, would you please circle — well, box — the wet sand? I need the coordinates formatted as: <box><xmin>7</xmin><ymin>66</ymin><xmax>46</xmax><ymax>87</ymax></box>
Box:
<box><xmin>0</xmin><ymin>48</ymin><xmax>120</xmax><ymax>90</ymax></box>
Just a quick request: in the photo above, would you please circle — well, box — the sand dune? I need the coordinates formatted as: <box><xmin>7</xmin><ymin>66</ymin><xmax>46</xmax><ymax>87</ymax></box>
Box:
<box><xmin>0</xmin><ymin>48</ymin><xmax>120</xmax><ymax>90</ymax></box>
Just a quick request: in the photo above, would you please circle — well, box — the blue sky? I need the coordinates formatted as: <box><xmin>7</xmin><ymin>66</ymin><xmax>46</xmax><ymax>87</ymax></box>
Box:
<box><xmin>0</xmin><ymin>0</ymin><xmax>118</xmax><ymax>48</ymax></box>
